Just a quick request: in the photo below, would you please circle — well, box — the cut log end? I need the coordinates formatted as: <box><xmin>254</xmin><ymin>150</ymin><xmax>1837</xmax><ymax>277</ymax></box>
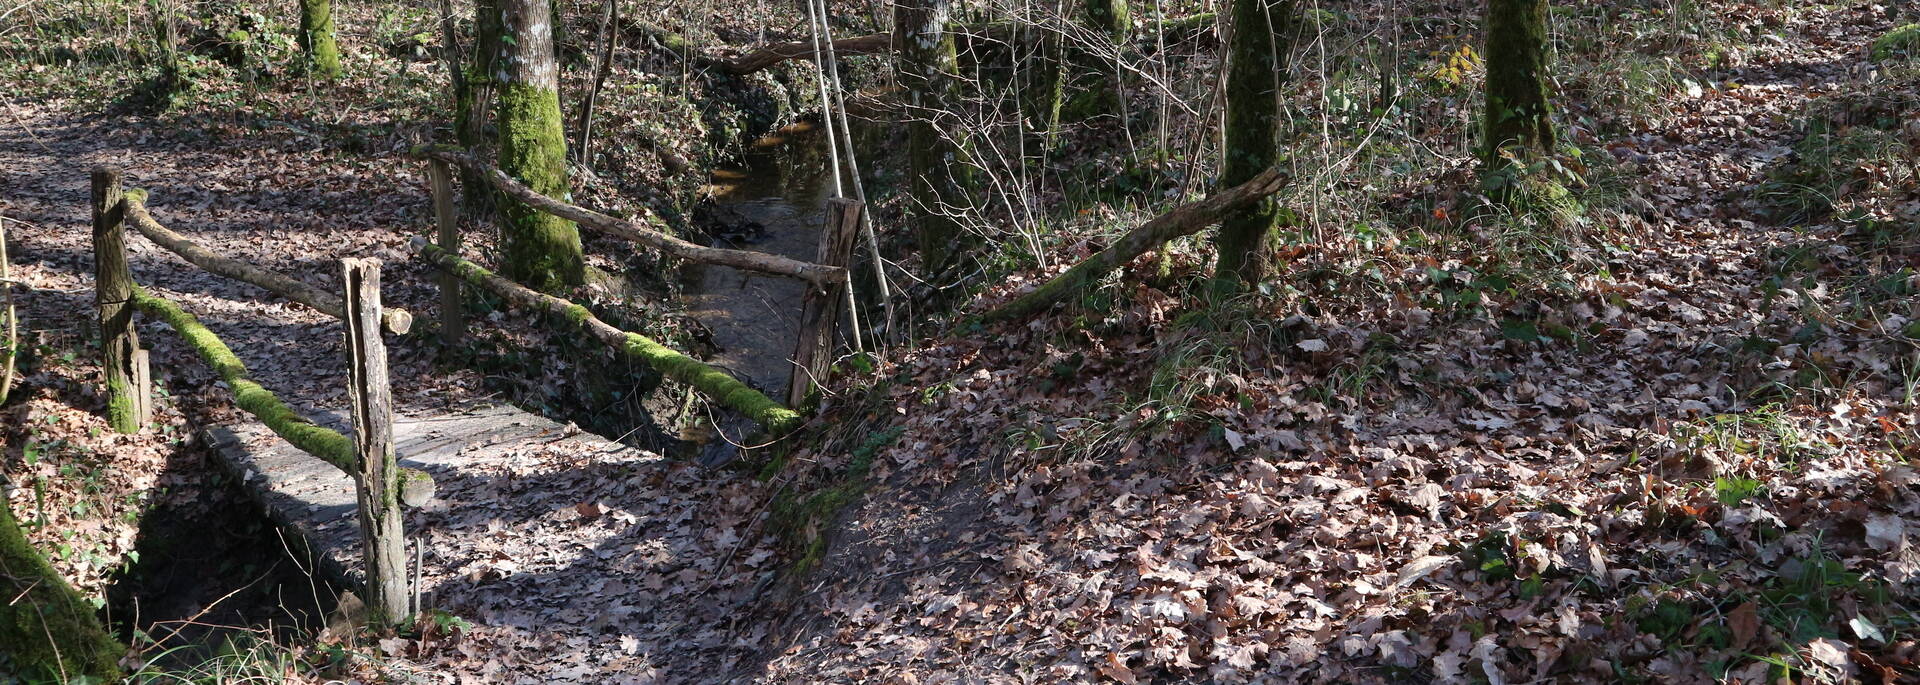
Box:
<box><xmin>399</xmin><ymin>468</ymin><xmax>437</xmax><ymax>507</ymax></box>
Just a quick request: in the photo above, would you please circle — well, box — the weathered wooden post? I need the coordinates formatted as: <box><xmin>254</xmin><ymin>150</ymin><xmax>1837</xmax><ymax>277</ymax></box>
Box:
<box><xmin>342</xmin><ymin>258</ymin><xmax>409</xmax><ymax>625</ymax></box>
<box><xmin>427</xmin><ymin>160</ymin><xmax>465</xmax><ymax>346</ymax></box>
<box><xmin>788</xmin><ymin>199</ymin><xmax>862</xmax><ymax>406</ymax></box>
<box><xmin>92</xmin><ymin>167</ymin><xmax>143</xmax><ymax>433</ymax></box>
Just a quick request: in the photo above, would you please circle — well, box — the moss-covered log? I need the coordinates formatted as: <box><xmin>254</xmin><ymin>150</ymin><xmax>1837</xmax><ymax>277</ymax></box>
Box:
<box><xmin>130</xmin><ymin>287</ymin><xmax>437</xmax><ymax>497</ymax></box>
<box><xmin>133</xmin><ymin>287</ymin><xmax>356</xmax><ymax>470</ymax></box>
<box><xmin>0</xmin><ymin>500</ymin><xmax>124</xmax><ymax>681</ymax></box>
<box><xmin>495</xmin><ymin>0</ymin><xmax>586</xmax><ymax>293</ymax></box>
<box><xmin>982</xmin><ymin>167</ymin><xmax>1292</xmax><ymax>323</ymax></box>
<box><xmin>412</xmin><ymin>240</ymin><xmax>802</xmax><ymax>434</ymax></box>
<box><xmin>423</xmin><ymin>149</ymin><xmax>847</xmax><ymax>286</ymax></box>
<box><xmin>126</xmin><ymin>192</ymin><xmax>413</xmax><ymax>335</ymax></box>
<box><xmin>1481</xmin><ymin>0</ymin><xmax>1555</xmax><ymax>167</ymax></box>
<box><xmin>895</xmin><ymin>0</ymin><xmax>979</xmax><ymax>276</ymax></box>
<box><xmin>1213</xmin><ymin>0</ymin><xmax>1297</xmax><ymax>289</ymax></box>
<box><xmin>298</xmin><ymin>0</ymin><xmax>341</xmax><ymax>79</ymax></box>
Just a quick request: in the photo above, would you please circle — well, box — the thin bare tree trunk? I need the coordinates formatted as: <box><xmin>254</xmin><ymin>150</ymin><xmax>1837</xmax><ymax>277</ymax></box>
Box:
<box><xmin>574</xmin><ymin>0</ymin><xmax>619</xmax><ymax>169</ymax></box>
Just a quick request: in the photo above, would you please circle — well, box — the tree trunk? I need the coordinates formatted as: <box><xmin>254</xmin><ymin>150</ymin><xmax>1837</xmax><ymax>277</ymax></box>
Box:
<box><xmin>495</xmin><ymin>0</ymin><xmax>586</xmax><ymax>292</ymax></box>
<box><xmin>457</xmin><ymin>0</ymin><xmax>504</xmax><ymax>218</ymax></box>
<box><xmin>894</xmin><ymin>0</ymin><xmax>977</xmax><ymax>277</ymax></box>
<box><xmin>1481</xmin><ymin>0</ymin><xmax>1555</xmax><ymax>167</ymax></box>
<box><xmin>298</xmin><ymin>0</ymin><xmax>341</xmax><ymax>79</ymax></box>
<box><xmin>1212</xmin><ymin>0</ymin><xmax>1296</xmax><ymax>289</ymax></box>
<box><xmin>1067</xmin><ymin>0</ymin><xmax>1131</xmax><ymax>117</ymax></box>
<box><xmin>0</xmin><ymin>501</ymin><xmax>124</xmax><ymax>682</ymax></box>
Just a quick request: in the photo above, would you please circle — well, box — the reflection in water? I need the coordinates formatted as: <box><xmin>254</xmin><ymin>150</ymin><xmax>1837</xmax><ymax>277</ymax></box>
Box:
<box><xmin>682</xmin><ymin>122</ymin><xmax>834</xmax><ymax>396</ymax></box>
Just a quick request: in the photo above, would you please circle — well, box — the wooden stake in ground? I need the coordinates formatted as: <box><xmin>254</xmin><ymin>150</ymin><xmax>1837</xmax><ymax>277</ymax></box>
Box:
<box><xmin>342</xmin><ymin>258</ymin><xmax>409</xmax><ymax>626</ymax></box>
<box><xmin>427</xmin><ymin>160</ymin><xmax>465</xmax><ymax>345</ymax></box>
<box><xmin>789</xmin><ymin>199</ymin><xmax>862</xmax><ymax>406</ymax></box>
<box><xmin>91</xmin><ymin>167</ymin><xmax>142</xmax><ymax>434</ymax></box>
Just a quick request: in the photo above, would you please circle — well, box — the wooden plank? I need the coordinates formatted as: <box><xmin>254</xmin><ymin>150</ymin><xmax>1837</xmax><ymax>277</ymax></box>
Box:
<box><xmin>343</xmin><ymin>258</ymin><xmax>409</xmax><ymax>625</ymax></box>
<box><xmin>788</xmin><ymin>199</ymin><xmax>861</xmax><ymax>407</ymax></box>
<box><xmin>204</xmin><ymin>405</ymin><xmax>587</xmax><ymax>586</ymax></box>
<box><xmin>91</xmin><ymin>167</ymin><xmax>141</xmax><ymax>434</ymax></box>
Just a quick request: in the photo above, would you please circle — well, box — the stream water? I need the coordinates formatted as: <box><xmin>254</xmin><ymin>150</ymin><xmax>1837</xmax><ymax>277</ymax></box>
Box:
<box><xmin>683</xmin><ymin>121</ymin><xmax>836</xmax><ymax>398</ymax></box>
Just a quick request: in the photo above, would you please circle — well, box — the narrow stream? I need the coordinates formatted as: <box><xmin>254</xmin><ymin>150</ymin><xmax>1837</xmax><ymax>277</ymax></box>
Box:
<box><xmin>683</xmin><ymin>121</ymin><xmax>834</xmax><ymax>397</ymax></box>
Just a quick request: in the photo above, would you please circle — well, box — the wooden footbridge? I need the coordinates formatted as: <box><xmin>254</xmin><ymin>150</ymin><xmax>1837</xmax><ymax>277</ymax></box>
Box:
<box><xmin>85</xmin><ymin>151</ymin><xmax>864</xmax><ymax>628</ymax></box>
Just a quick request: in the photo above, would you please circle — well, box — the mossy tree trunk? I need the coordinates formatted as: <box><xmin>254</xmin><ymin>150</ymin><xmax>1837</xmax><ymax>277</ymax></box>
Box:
<box><xmin>1480</xmin><ymin>0</ymin><xmax>1555</xmax><ymax>168</ymax></box>
<box><xmin>1070</xmin><ymin>0</ymin><xmax>1131</xmax><ymax>116</ymax></box>
<box><xmin>0</xmin><ymin>501</ymin><xmax>125</xmax><ymax>682</ymax></box>
<box><xmin>495</xmin><ymin>0</ymin><xmax>586</xmax><ymax>292</ymax></box>
<box><xmin>298</xmin><ymin>0</ymin><xmax>341</xmax><ymax>79</ymax></box>
<box><xmin>895</xmin><ymin>0</ymin><xmax>977</xmax><ymax>277</ymax></box>
<box><xmin>1212</xmin><ymin>0</ymin><xmax>1297</xmax><ymax>289</ymax></box>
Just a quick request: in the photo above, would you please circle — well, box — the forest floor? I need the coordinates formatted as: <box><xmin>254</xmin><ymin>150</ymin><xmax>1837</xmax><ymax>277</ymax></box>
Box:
<box><xmin>0</xmin><ymin>0</ymin><xmax>1917</xmax><ymax>683</ymax></box>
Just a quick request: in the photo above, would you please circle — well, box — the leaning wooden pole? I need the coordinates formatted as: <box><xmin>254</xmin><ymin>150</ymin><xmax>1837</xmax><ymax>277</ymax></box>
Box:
<box><xmin>419</xmin><ymin>149</ymin><xmax>847</xmax><ymax>287</ymax></box>
<box><xmin>789</xmin><ymin>199</ymin><xmax>862</xmax><ymax>406</ymax></box>
<box><xmin>410</xmin><ymin>239</ymin><xmax>804</xmax><ymax>435</ymax></box>
<box><xmin>91</xmin><ymin>167</ymin><xmax>142</xmax><ymax>434</ymax></box>
<box><xmin>980</xmin><ymin>167</ymin><xmax>1292</xmax><ymax>323</ymax></box>
<box><xmin>342</xmin><ymin>258</ymin><xmax>409</xmax><ymax>626</ymax></box>
<box><xmin>125</xmin><ymin>192</ymin><xmax>413</xmax><ymax>334</ymax></box>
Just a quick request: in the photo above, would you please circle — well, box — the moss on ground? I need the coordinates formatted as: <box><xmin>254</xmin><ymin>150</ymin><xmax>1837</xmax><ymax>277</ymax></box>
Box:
<box><xmin>1871</xmin><ymin>24</ymin><xmax>1919</xmax><ymax>61</ymax></box>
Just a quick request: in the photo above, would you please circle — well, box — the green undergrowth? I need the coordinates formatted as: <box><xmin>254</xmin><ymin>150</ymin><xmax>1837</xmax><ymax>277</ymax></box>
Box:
<box><xmin>1759</xmin><ymin>67</ymin><xmax>1920</xmax><ymax>225</ymax></box>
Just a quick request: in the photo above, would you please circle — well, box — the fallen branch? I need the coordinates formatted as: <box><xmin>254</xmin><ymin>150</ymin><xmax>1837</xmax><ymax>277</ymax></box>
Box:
<box><xmin>125</xmin><ymin>192</ymin><xmax>414</xmax><ymax>335</ymax></box>
<box><xmin>717</xmin><ymin>31</ymin><xmax>893</xmax><ymax>74</ymax></box>
<box><xmin>133</xmin><ymin>287</ymin><xmax>434</xmax><ymax>500</ymax></box>
<box><xmin>420</xmin><ymin>149</ymin><xmax>845</xmax><ymax>287</ymax></box>
<box><xmin>980</xmin><ymin>167</ymin><xmax>1293</xmax><ymax>323</ymax></box>
<box><xmin>411</xmin><ymin>239</ymin><xmax>803</xmax><ymax>435</ymax></box>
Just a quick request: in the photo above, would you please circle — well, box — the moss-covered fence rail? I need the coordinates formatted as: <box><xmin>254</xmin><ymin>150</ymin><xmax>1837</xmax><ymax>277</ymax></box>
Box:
<box><xmin>413</xmin><ymin>150</ymin><xmax>858</xmax><ymax>435</ymax></box>
<box><xmin>409</xmin><ymin>238</ymin><xmax>804</xmax><ymax>435</ymax></box>
<box><xmin>89</xmin><ymin>167</ymin><xmax>424</xmax><ymax>627</ymax></box>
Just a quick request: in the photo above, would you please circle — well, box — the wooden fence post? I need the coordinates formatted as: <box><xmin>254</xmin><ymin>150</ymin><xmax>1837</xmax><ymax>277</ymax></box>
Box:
<box><xmin>342</xmin><ymin>258</ymin><xmax>408</xmax><ymax>625</ymax></box>
<box><xmin>427</xmin><ymin>160</ymin><xmax>465</xmax><ymax>346</ymax></box>
<box><xmin>788</xmin><ymin>199</ymin><xmax>862</xmax><ymax>407</ymax></box>
<box><xmin>91</xmin><ymin>167</ymin><xmax>143</xmax><ymax>434</ymax></box>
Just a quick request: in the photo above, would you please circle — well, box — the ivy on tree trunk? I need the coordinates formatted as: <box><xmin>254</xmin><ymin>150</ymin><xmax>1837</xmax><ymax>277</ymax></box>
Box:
<box><xmin>1213</xmin><ymin>0</ymin><xmax>1297</xmax><ymax>289</ymax></box>
<box><xmin>495</xmin><ymin>0</ymin><xmax>586</xmax><ymax>292</ymax></box>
